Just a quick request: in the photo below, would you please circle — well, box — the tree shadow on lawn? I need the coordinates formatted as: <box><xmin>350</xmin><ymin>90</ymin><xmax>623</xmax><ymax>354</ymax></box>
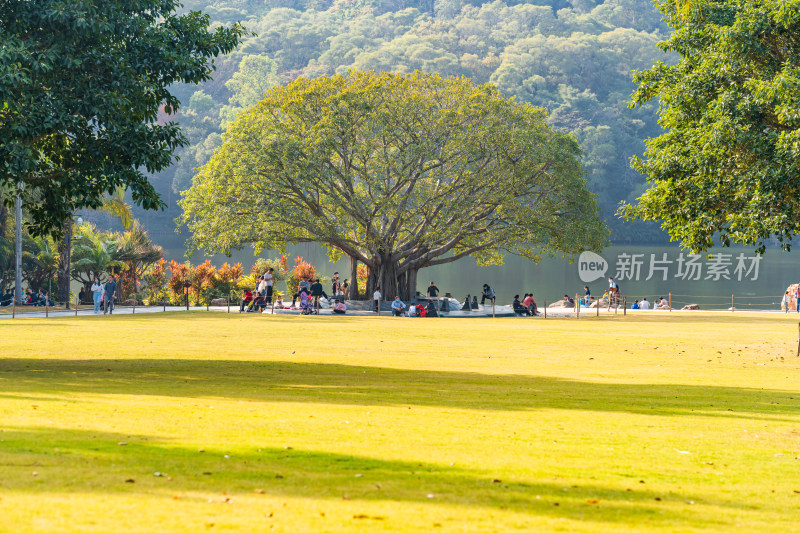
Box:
<box><xmin>0</xmin><ymin>426</ymin><xmax>744</xmax><ymax>528</ymax></box>
<box><xmin>0</xmin><ymin>359</ymin><xmax>798</xmax><ymax>420</ymax></box>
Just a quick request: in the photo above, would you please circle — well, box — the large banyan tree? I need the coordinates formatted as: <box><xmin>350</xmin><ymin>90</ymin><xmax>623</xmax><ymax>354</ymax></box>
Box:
<box><xmin>180</xmin><ymin>70</ymin><xmax>607</xmax><ymax>300</ymax></box>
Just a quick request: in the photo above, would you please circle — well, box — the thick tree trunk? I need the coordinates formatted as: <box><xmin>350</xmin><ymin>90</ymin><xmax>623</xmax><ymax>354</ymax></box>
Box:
<box><xmin>402</xmin><ymin>267</ymin><xmax>418</xmax><ymax>301</ymax></box>
<box><xmin>348</xmin><ymin>255</ymin><xmax>360</xmax><ymax>300</ymax></box>
<box><xmin>366</xmin><ymin>255</ymin><xmax>402</xmax><ymax>301</ymax></box>
<box><xmin>57</xmin><ymin>217</ymin><xmax>72</xmax><ymax>308</ymax></box>
<box><xmin>365</xmin><ymin>267</ymin><xmax>377</xmax><ymax>301</ymax></box>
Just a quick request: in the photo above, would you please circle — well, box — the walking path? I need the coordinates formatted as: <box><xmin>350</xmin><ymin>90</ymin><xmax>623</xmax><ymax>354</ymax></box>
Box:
<box><xmin>0</xmin><ymin>304</ymin><xmax>784</xmax><ymax>319</ymax></box>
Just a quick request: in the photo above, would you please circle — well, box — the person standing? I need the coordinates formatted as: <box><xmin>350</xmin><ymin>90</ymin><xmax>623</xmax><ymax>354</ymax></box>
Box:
<box><xmin>91</xmin><ymin>276</ymin><xmax>103</xmax><ymax>314</ymax></box>
<box><xmin>257</xmin><ymin>275</ymin><xmax>267</xmax><ymax>299</ymax></box>
<box><xmin>103</xmin><ymin>275</ymin><xmax>117</xmax><ymax>315</ymax></box>
<box><xmin>373</xmin><ymin>287</ymin><xmax>382</xmax><ymax>312</ymax></box>
<box><xmin>309</xmin><ymin>278</ymin><xmax>329</xmax><ymax>313</ymax></box>
<box><xmin>794</xmin><ymin>284</ymin><xmax>800</xmax><ymax>313</ymax></box>
<box><xmin>607</xmin><ymin>277</ymin><xmax>618</xmax><ymax>307</ymax></box>
<box><xmin>264</xmin><ymin>268</ymin><xmax>274</xmax><ymax>304</ymax></box>
<box><xmin>783</xmin><ymin>290</ymin><xmax>792</xmax><ymax>313</ymax></box>
<box><xmin>427</xmin><ymin>281</ymin><xmax>440</xmax><ymax>299</ymax></box>
<box><xmin>331</xmin><ymin>272</ymin><xmax>341</xmax><ymax>297</ymax></box>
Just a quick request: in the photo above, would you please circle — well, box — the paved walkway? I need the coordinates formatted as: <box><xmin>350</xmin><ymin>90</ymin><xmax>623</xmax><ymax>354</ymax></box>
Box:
<box><xmin>0</xmin><ymin>304</ymin><xmax>782</xmax><ymax>319</ymax></box>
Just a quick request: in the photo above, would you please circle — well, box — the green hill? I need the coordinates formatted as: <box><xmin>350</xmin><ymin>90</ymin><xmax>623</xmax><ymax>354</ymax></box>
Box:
<box><xmin>149</xmin><ymin>0</ymin><xmax>672</xmax><ymax>243</ymax></box>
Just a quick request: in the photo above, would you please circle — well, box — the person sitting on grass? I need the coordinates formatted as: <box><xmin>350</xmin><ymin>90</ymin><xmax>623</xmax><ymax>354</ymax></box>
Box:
<box><xmin>522</xmin><ymin>293</ymin><xmax>538</xmax><ymax>315</ymax></box>
<box><xmin>513</xmin><ymin>295</ymin><xmax>531</xmax><ymax>316</ymax></box>
<box><xmin>251</xmin><ymin>292</ymin><xmax>268</xmax><ymax>312</ymax></box>
<box><xmin>333</xmin><ymin>299</ymin><xmax>347</xmax><ymax>314</ymax></box>
<box><xmin>291</xmin><ymin>277</ymin><xmax>312</xmax><ymax>307</ymax></box>
<box><xmin>240</xmin><ymin>289</ymin><xmax>254</xmax><ymax>312</ymax></box>
<box><xmin>563</xmin><ymin>294</ymin><xmax>575</xmax><ymax>306</ymax></box>
<box><xmin>0</xmin><ymin>289</ymin><xmax>12</xmax><ymax>306</ymax></box>
<box><xmin>299</xmin><ymin>290</ymin><xmax>314</xmax><ymax>315</ymax></box>
<box><xmin>391</xmin><ymin>296</ymin><xmax>405</xmax><ymax>316</ymax></box>
<box><xmin>632</xmin><ymin>299</ymin><xmax>640</xmax><ymax>310</ymax></box>
<box><xmin>425</xmin><ymin>300</ymin><xmax>438</xmax><ymax>317</ymax></box>
<box><xmin>414</xmin><ymin>303</ymin><xmax>426</xmax><ymax>317</ymax></box>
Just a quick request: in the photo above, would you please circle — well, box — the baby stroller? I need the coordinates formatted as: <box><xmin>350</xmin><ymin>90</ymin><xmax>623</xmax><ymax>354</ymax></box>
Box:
<box><xmin>299</xmin><ymin>292</ymin><xmax>314</xmax><ymax>315</ymax></box>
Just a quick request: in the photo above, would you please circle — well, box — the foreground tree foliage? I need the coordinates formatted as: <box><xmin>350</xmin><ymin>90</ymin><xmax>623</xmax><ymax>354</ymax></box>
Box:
<box><xmin>181</xmin><ymin>70</ymin><xmax>606</xmax><ymax>300</ymax></box>
<box><xmin>622</xmin><ymin>0</ymin><xmax>800</xmax><ymax>252</ymax></box>
<box><xmin>0</xmin><ymin>0</ymin><xmax>244</xmax><ymax>235</ymax></box>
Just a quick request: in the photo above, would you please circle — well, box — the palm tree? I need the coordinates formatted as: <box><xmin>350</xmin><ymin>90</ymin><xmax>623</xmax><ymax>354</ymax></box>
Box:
<box><xmin>71</xmin><ymin>224</ymin><xmax>127</xmax><ymax>291</ymax></box>
<box><xmin>113</xmin><ymin>221</ymin><xmax>163</xmax><ymax>298</ymax></box>
<box><xmin>22</xmin><ymin>234</ymin><xmax>59</xmax><ymax>292</ymax></box>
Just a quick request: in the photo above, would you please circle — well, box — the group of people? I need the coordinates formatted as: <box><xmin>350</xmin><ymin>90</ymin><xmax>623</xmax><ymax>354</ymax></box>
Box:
<box><xmin>0</xmin><ymin>288</ymin><xmax>54</xmax><ymax>307</ymax></box>
<box><xmin>88</xmin><ymin>275</ymin><xmax>118</xmax><ymax>314</ymax></box>
<box><xmin>386</xmin><ymin>296</ymin><xmax>440</xmax><ymax>317</ymax></box>
<box><xmin>782</xmin><ymin>286</ymin><xmax>800</xmax><ymax>313</ymax></box>
<box><xmin>570</xmin><ymin>280</ymin><xmax>622</xmax><ymax>309</ymax></box>
<box><xmin>373</xmin><ymin>282</ymin><xmax>441</xmax><ymax>317</ymax></box>
<box><xmin>241</xmin><ymin>270</ymin><xmax>352</xmax><ymax>314</ymax></box>
<box><xmin>630</xmin><ymin>297</ymin><xmax>669</xmax><ymax>309</ymax></box>
<box><xmin>0</xmin><ymin>274</ymin><xmax>117</xmax><ymax>314</ymax></box>
<box><xmin>512</xmin><ymin>293</ymin><xmax>539</xmax><ymax>316</ymax></box>
<box><xmin>240</xmin><ymin>268</ymin><xmax>276</xmax><ymax>312</ymax></box>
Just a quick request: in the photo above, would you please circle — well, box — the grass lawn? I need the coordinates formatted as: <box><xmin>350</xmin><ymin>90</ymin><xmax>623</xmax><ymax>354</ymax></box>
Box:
<box><xmin>1</xmin><ymin>312</ymin><xmax>799</xmax><ymax>532</ymax></box>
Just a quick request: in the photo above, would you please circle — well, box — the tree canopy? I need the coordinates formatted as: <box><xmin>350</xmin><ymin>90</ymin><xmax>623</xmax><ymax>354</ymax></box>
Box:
<box><xmin>180</xmin><ymin>70</ymin><xmax>607</xmax><ymax>299</ymax></box>
<box><xmin>0</xmin><ymin>0</ymin><xmax>244</xmax><ymax>235</ymax></box>
<box><xmin>137</xmin><ymin>0</ymin><xmax>671</xmax><ymax>244</ymax></box>
<box><xmin>622</xmin><ymin>0</ymin><xmax>800</xmax><ymax>253</ymax></box>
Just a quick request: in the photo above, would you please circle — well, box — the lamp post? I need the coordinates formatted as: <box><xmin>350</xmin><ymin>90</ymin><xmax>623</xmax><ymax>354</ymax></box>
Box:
<box><xmin>14</xmin><ymin>182</ymin><xmax>23</xmax><ymax>305</ymax></box>
<box><xmin>183</xmin><ymin>281</ymin><xmax>191</xmax><ymax>311</ymax></box>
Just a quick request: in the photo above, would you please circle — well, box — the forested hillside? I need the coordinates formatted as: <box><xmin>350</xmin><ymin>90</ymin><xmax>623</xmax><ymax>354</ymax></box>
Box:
<box><xmin>146</xmin><ymin>0</ymin><xmax>672</xmax><ymax>243</ymax></box>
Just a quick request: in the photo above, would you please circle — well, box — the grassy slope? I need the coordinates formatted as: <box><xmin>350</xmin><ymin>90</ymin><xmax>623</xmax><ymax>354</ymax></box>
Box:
<box><xmin>1</xmin><ymin>312</ymin><xmax>799</xmax><ymax>532</ymax></box>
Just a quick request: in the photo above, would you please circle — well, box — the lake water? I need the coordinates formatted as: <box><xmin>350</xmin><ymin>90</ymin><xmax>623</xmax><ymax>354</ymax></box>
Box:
<box><xmin>158</xmin><ymin>235</ymin><xmax>798</xmax><ymax>311</ymax></box>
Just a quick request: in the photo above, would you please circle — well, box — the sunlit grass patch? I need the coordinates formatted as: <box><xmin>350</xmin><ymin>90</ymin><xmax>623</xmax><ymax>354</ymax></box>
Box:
<box><xmin>1</xmin><ymin>312</ymin><xmax>799</xmax><ymax>531</ymax></box>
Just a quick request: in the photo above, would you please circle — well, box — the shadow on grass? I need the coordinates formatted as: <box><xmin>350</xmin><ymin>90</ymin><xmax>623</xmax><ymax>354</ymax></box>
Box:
<box><xmin>0</xmin><ymin>359</ymin><xmax>798</xmax><ymax>420</ymax></box>
<box><xmin>0</xmin><ymin>426</ymin><xmax>737</xmax><ymax>527</ymax></box>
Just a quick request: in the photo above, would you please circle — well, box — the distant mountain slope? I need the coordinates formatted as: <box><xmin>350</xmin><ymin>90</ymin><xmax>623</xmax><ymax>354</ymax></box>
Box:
<box><xmin>150</xmin><ymin>0</ymin><xmax>671</xmax><ymax>242</ymax></box>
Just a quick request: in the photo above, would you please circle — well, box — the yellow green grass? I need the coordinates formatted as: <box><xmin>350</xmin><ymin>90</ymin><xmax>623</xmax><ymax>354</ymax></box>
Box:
<box><xmin>1</xmin><ymin>312</ymin><xmax>799</xmax><ymax>532</ymax></box>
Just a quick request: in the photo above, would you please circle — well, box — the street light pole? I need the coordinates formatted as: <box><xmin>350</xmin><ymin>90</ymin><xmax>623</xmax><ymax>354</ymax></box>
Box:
<box><xmin>15</xmin><ymin>183</ymin><xmax>23</xmax><ymax>304</ymax></box>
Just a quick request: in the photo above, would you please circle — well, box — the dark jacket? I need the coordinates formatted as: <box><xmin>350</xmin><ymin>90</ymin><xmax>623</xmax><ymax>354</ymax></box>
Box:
<box><xmin>310</xmin><ymin>282</ymin><xmax>324</xmax><ymax>296</ymax></box>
